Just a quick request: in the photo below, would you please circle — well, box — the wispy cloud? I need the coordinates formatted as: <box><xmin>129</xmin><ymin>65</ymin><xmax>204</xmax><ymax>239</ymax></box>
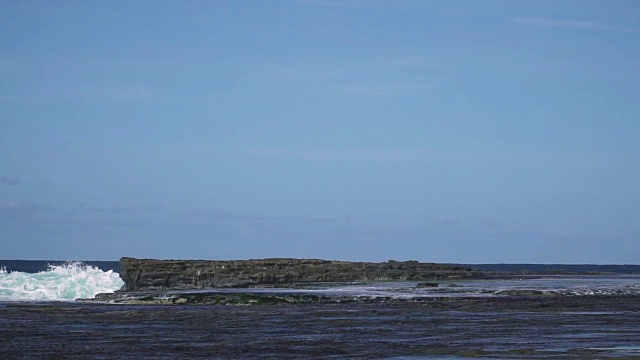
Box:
<box><xmin>0</xmin><ymin>176</ymin><xmax>22</xmax><ymax>186</ymax></box>
<box><xmin>433</xmin><ymin>218</ymin><xmax>460</xmax><ymax>227</ymax></box>
<box><xmin>390</xmin><ymin>56</ymin><xmax>443</xmax><ymax>71</ymax></box>
<box><xmin>293</xmin><ymin>0</ymin><xmax>369</xmax><ymax>8</ymax></box>
<box><xmin>477</xmin><ymin>220</ymin><xmax>502</xmax><ymax>230</ymax></box>
<box><xmin>239</xmin><ymin>148</ymin><xmax>500</xmax><ymax>163</ymax></box>
<box><xmin>0</xmin><ymin>85</ymin><xmax>158</xmax><ymax>104</ymax></box>
<box><xmin>256</xmin><ymin>55</ymin><xmax>440</xmax><ymax>96</ymax></box>
<box><xmin>182</xmin><ymin>209</ymin><xmax>277</xmax><ymax>223</ymax></box>
<box><xmin>0</xmin><ymin>201</ymin><xmax>55</xmax><ymax>223</ymax></box>
<box><xmin>69</xmin><ymin>203</ymin><xmax>164</xmax><ymax>215</ymax></box>
<box><xmin>0</xmin><ymin>201</ymin><xmax>46</xmax><ymax>212</ymax></box>
<box><xmin>305</xmin><ymin>218</ymin><xmax>336</xmax><ymax>224</ymax></box>
<box><xmin>1</xmin><ymin>201</ymin><xmax>163</xmax><ymax>217</ymax></box>
<box><xmin>342</xmin><ymin>83</ymin><xmax>431</xmax><ymax>96</ymax></box>
<box><xmin>510</xmin><ymin>17</ymin><xmax>634</xmax><ymax>32</ymax></box>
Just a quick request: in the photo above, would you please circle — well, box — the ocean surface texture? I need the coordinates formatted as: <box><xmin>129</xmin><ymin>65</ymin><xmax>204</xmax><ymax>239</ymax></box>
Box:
<box><xmin>1</xmin><ymin>261</ymin><xmax>639</xmax><ymax>359</ymax></box>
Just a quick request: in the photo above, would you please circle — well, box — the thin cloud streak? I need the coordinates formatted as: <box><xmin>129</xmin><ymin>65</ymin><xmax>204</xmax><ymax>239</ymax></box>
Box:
<box><xmin>239</xmin><ymin>148</ymin><xmax>506</xmax><ymax>162</ymax></box>
<box><xmin>293</xmin><ymin>0</ymin><xmax>370</xmax><ymax>8</ymax></box>
<box><xmin>237</xmin><ymin>148</ymin><xmax>631</xmax><ymax>168</ymax></box>
<box><xmin>342</xmin><ymin>83</ymin><xmax>432</xmax><ymax>96</ymax></box>
<box><xmin>259</xmin><ymin>55</ymin><xmax>441</xmax><ymax>93</ymax></box>
<box><xmin>0</xmin><ymin>86</ymin><xmax>158</xmax><ymax>104</ymax></box>
<box><xmin>510</xmin><ymin>17</ymin><xmax>636</xmax><ymax>32</ymax></box>
<box><xmin>0</xmin><ymin>176</ymin><xmax>22</xmax><ymax>186</ymax></box>
<box><xmin>182</xmin><ymin>209</ymin><xmax>280</xmax><ymax>223</ymax></box>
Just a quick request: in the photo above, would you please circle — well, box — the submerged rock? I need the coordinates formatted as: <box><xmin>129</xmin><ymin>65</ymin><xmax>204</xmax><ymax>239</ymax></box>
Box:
<box><xmin>416</xmin><ymin>282</ymin><xmax>439</xmax><ymax>288</ymax></box>
<box><xmin>118</xmin><ymin>257</ymin><xmax>481</xmax><ymax>291</ymax></box>
<box><xmin>493</xmin><ymin>289</ymin><xmax>560</xmax><ymax>296</ymax></box>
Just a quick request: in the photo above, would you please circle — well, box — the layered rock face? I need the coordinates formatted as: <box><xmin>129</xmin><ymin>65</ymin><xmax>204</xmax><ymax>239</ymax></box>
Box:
<box><xmin>119</xmin><ymin>257</ymin><xmax>481</xmax><ymax>291</ymax></box>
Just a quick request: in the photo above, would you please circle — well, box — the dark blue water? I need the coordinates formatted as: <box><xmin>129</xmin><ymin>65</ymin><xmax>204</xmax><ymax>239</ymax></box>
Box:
<box><xmin>0</xmin><ymin>260</ymin><xmax>120</xmax><ymax>273</ymax></box>
<box><xmin>3</xmin><ymin>260</ymin><xmax>639</xmax><ymax>275</ymax></box>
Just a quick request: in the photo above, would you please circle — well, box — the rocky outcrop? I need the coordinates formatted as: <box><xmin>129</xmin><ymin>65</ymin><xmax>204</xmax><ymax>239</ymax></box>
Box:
<box><xmin>119</xmin><ymin>257</ymin><xmax>481</xmax><ymax>291</ymax></box>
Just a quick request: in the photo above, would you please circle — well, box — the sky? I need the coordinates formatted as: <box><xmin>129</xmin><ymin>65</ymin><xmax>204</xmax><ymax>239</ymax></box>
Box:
<box><xmin>1</xmin><ymin>0</ymin><xmax>639</xmax><ymax>263</ymax></box>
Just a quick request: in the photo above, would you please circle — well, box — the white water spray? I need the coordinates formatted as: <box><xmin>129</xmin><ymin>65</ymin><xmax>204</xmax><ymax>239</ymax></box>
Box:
<box><xmin>0</xmin><ymin>262</ymin><xmax>123</xmax><ymax>301</ymax></box>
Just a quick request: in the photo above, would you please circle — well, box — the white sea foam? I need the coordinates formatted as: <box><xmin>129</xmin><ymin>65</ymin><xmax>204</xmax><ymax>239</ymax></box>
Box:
<box><xmin>0</xmin><ymin>262</ymin><xmax>123</xmax><ymax>301</ymax></box>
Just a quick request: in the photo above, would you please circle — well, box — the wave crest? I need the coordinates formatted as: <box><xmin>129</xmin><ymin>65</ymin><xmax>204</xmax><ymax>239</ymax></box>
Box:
<box><xmin>0</xmin><ymin>262</ymin><xmax>123</xmax><ymax>301</ymax></box>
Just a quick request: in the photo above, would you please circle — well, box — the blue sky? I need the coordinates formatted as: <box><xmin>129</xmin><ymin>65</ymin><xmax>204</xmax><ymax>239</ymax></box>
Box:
<box><xmin>1</xmin><ymin>0</ymin><xmax>639</xmax><ymax>263</ymax></box>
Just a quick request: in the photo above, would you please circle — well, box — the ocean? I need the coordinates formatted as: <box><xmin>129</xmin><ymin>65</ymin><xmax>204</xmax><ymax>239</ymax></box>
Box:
<box><xmin>1</xmin><ymin>261</ymin><xmax>639</xmax><ymax>359</ymax></box>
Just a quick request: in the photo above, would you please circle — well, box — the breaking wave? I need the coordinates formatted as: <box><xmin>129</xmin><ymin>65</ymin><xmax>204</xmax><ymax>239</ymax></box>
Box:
<box><xmin>0</xmin><ymin>262</ymin><xmax>123</xmax><ymax>301</ymax></box>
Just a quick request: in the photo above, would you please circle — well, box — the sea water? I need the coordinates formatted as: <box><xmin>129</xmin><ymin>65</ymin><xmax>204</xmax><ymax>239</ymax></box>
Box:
<box><xmin>0</xmin><ymin>262</ymin><xmax>123</xmax><ymax>301</ymax></box>
<box><xmin>165</xmin><ymin>275</ymin><xmax>640</xmax><ymax>300</ymax></box>
<box><xmin>1</xmin><ymin>264</ymin><xmax>639</xmax><ymax>359</ymax></box>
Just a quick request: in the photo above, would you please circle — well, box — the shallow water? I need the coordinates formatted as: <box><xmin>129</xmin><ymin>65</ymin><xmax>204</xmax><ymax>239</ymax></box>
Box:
<box><xmin>2</xmin><ymin>296</ymin><xmax>639</xmax><ymax>359</ymax></box>
<box><xmin>157</xmin><ymin>275</ymin><xmax>640</xmax><ymax>300</ymax></box>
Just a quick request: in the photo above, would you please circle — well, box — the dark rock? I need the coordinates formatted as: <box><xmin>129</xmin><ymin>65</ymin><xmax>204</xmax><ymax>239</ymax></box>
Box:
<box><xmin>493</xmin><ymin>289</ymin><xmax>559</xmax><ymax>296</ymax></box>
<box><xmin>416</xmin><ymin>282</ymin><xmax>439</xmax><ymax>288</ymax></box>
<box><xmin>118</xmin><ymin>257</ymin><xmax>482</xmax><ymax>291</ymax></box>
